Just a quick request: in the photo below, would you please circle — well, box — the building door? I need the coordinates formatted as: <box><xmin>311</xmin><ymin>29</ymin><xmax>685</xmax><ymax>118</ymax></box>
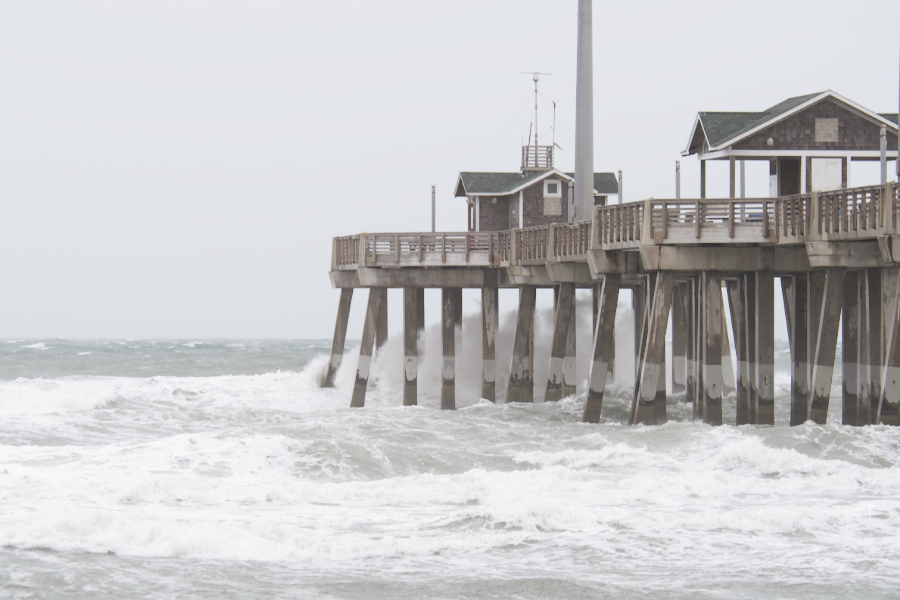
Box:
<box><xmin>777</xmin><ymin>158</ymin><xmax>801</xmax><ymax>196</ymax></box>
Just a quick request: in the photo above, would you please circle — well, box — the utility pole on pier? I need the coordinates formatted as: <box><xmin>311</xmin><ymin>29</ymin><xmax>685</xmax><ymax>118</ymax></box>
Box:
<box><xmin>574</xmin><ymin>0</ymin><xmax>593</xmax><ymax>220</ymax></box>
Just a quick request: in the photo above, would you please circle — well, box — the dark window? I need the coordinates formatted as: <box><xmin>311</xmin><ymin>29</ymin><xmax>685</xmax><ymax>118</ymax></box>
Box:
<box><xmin>547</xmin><ymin>183</ymin><xmax>558</xmax><ymax>194</ymax></box>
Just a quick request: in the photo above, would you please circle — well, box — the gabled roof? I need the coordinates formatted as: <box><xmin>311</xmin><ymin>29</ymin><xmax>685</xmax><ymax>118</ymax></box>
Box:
<box><xmin>455</xmin><ymin>169</ymin><xmax>617</xmax><ymax>197</ymax></box>
<box><xmin>682</xmin><ymin>91</ymin><xmax>900</xmax><ymax>156</ymax></box>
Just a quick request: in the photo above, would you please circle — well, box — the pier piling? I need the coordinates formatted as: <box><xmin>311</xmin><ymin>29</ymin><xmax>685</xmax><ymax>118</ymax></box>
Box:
<box><xmin>350</xmin><ymin>288</ymin><xmax>385</xmax><ymax>408</ymax></box>
<box><xmin>808</xmin><ymin>269</ymin><xmax>845</xmax><ymax>424</ymax></box>
<box><xmin>546</xmin><ymin>283</ymin><xmax>575</xmax><ymax>402</ymax></box>
<box><xmin>403</xmin><ymin>287</ymin><xmax>418</xmax><ymax>406</ymax></box>
<box><xmin>325</xmin><ymin>288</ymin><xmax>353</xmax><ymax>388</ymax></box>
<box><xmin>508</xmin><ymin>285</ymin><xmax>537</xmax><ymax>403</ymax></box>
<box><xmin>632</xmin><ymin>272</ymin><xmax>673</xmax><ymax>425</ymax></box>
<box><xmin>482</xmin><ymin>279</ymin><xmax>498</xmax><ymax>402</ymax></box>
<box><xmin>441</xmin><ymin>288</ymin><xmax>459</xmax><ymax>410</ymax></box>
<box><xmin>755</xmin><ymin>271</ymin><xmax>775</xmax><ymax>425</ymax></box>
<box><xmin>701</xmin><ymin>272</ymin><xmax>724</xmax><ymax>425</ymax></box>
<box><xmin>583</xmin><ymin>275</ymin><xmax>621</xmax><ymax>423</ymax></box>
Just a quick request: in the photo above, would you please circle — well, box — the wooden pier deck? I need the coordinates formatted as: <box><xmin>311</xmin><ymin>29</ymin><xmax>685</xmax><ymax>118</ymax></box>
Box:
<box><xmin>327</xmin><ymin>183</ymin><xmax>900</xmax><ymax>427</ymax></box>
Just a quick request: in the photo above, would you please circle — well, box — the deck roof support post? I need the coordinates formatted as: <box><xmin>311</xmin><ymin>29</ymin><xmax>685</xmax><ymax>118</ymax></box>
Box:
<box><xmin>325</xmin><ymin>288</ymin><xmax>353</xmax><ymax>388</ymax></box>
<box><xmin>755</xmin><ymin>271</ymin><xmax>775</xmax><ymax>425</ymax></box>
<box><xmin>632</xmin><ymin>272</ymin><xmax>674</xmax><ymax>425</ymax></box>
<box><xmin>672</xmin><ymin>284</ymin><xmax>687</xmax><ymax>394</ymax></box>
<box><xmin>482</xmin><ymin>275</ymin><xmax>498</xmax><ymax>403</ymax></box>
<box><xmin>700</xmin><ymin>159</ymin><xmax>707</xmax><ymax>199</ymax></box>
<box><xmin>350</xmin><ymin>287</ymin><xmax>385</xmax><ymax>408</ymax></box>
<box><xmin>583</xmin><ymin>275</ymin><xmax>621</xmax><ymax>423</ymax></box>
<box><xmin>727</xmin><ymin>279</ymin><xmax>750</xmax><ymax>425</ymax></box>
<box><xmin>842</xmin><ymin>272</ymin><xmax>860</xmax><ymax>424</ymax></box>
<box><xmin>508</xmin><ymin>285</ymin><xmax>537</xmax><ymax>403</ymax></box>
<box><xmin>701</xmin><ymin>271</ymin><xmax>724</xmax><ymax>425</ymax></box>
<box><xmin>729</xmin><ymin>156</ymin><xmax>736</xmax><ymax>199</ymax></box>
<box><xmin>441</xmin><ymin>288</ymin><xmax>459</xmax><ymax>410</ymax></box>
<box><xmin>403</xmin><ymin>287</ymin><xmax>418</xmax><ymax>406</ymax></box>
<box><xmin>808</xmin><ymin>269</ymin><xmax>846</xmax><ymax>424</ymax></box>
<box><xmin>546</xmin><ymin>283</ymin><xmax>576</xmax><ymax>402</ymax></box>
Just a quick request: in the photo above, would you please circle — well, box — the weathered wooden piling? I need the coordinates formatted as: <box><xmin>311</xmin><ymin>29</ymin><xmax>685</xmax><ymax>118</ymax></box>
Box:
<box><xmin>632</xmin><ymin>272</ymin><xmax>673</xmax><ymax>425</ymax></box>
<box><xmin>482</xmin><ymin>280</ymin><xmax>498</xmax><ymax>402</ymax></box>
<box><xmin>508</xmin><ymin>285</ymin><xmax>537</xmax><ymax>403</ymax></box>
<box><xmin>350</xmin><ymin>288</ymin><xmax>385</xmax><ymax>408</ymax></box>
<box><xmin>583</xmin><ymin>275</ymin><xmax>621</xmax><ymax>423</ymax></box>
<box><xmin>700</xmin><ymin>272</ymin><xmax>723</xmax><ymax>425</ymax></box>
<box><xmin>441</xmin><ymin>288</ymin><xmax>459</xmax><ymax>410</ymax></box>
<box><xmin>403</xmin><ymin>287</ymin><xmax>418</xmax><ymax>406</ymax></box>
<box><xmin>546</xmin><ymin>283</ymin><xmax>575</xmax><ymax>401</ymax></box>
<box><xmin>808</xmin><ymin>269</ymin><xmax>845</xmax><ymax>424</ymax></box>
<box><xmin>754</xmin><ymin>271</ymin><xmax>775</xmax><ymax>425</ymax></box>
<box><xmin>325</xmin><ymin>288</ymin><xmax>353</xmax><ymax>388</ymax></box>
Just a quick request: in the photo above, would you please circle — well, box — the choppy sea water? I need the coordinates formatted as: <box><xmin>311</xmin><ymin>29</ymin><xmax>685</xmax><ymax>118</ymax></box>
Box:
<box><xmin>2</xmin><ymin>318</ymin><xmax>900</xmax><ymax>599</ymax></box>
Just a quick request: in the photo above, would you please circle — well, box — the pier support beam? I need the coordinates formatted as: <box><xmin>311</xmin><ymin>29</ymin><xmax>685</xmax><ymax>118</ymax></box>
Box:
<box><xmin>482</xmin><ymin>279</ymin><xmax>498</xmax><ymax>402</ymax></box>
<box><xmin>685</xmin><ymin>278</ymin><xmax>698</xmax><ymax>412</ymax></box>
<box><xmin>325</xmin><ymin>288</ymin><xmax>353</xmax><ymax>388</ymax></box>
<box><xmin>583</xmin><ymin>275</ymin><xmax>621</xmax><ymax>422</ymax></box>
<box><xmin>700</xmin><ymin>272</ymin><xmax>724</xmax><ymax>425</ymax></box>
<box><xmin>441</xmin><ymin>288</ymin><xmax>459</xmax><ymax>410</ymax></box>
<box><xmin>808</xmin><ymin>269</ymin><xmax>845</xmax><ymax>424</ymax></box>
<box><xmin>744</xmin><ymin>274</ymin><xmax>758</xmax><ymax>423</ymax></box>
<box><xmin>547</xmin><ymin>283</ymin><xmax>576</xmax><ymax>402</ymax></box>
<box><xmin>672</xmin><ymin>285</ymin><xmax>687</xmax><ymax>394</ymax></box>
<box><xmin>754</xmin><ymin>271</ymin><xmax>775</xmax><ymax>425</ymax></box>
<box><xmin>350</xmin><ymin>288</ymin><xmax>385</xmax><ymax>408</ymax></box>
<box><xmin>842</xmin><ymin>273</ymin><xmax>860</xmax><ymax>425</ymax></box>
<box><xmin>632</xmin><ymin>272</ymin><xmax>674</xmax><ymax>425</ymax></box>
<box><xmin>403</xmin><ymin>288</ymin><xmax>418</xmax><ymax>406</ymax></box>
<box><xmin>508</xmin><ymin>285</ymin><xmax>537</xmax><ymax>403</ymax></box>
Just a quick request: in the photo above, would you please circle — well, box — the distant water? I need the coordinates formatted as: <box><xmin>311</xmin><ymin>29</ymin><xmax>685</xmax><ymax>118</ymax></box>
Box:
<box><xmin>2</xmin><ymin>320</ymin><xmax>900</xmax><ymax>599</ymax></box>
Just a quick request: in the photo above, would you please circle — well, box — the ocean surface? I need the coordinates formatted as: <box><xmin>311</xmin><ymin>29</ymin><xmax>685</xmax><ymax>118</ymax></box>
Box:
<box><xmin>2</xmin><ymin>308</ymin><xmax>900</xmax><ymax>599</ymax></box>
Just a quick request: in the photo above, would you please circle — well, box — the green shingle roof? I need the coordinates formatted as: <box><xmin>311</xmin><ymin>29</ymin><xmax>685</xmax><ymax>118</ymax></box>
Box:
<box><xmin>456</xmin><ymin>170</ymin><xmax>618</xmax><ymax>197</ymax></box>
<box><xmin>698</xmin><ymin>92</ymin><xmax>822</xmax><ymax>148</ymax></box>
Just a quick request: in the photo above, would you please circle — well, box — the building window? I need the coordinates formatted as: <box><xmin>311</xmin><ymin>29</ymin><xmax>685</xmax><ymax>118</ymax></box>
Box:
<box><xmin>815</xmin><ymin>118</ymin><xmax>839</xmax><ymax>143</ymax></box>
<box><xmin>544</xmin><ymin>179</ymin><xmax>562</xmax><ymax>198</ymax></box>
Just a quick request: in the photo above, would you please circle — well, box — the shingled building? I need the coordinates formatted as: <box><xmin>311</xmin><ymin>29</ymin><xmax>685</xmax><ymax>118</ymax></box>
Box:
<box><xmin>682</xmin><ymin>90</ymin><xmax>899</xmax><ymax>197</ymax></box>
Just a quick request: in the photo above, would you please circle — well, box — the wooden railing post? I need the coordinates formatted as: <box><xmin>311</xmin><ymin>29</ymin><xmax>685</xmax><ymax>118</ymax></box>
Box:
<box><xmin>695</xmin><ymin>200</ymin><xmax>701</xmax><ymax>239</ymax></box>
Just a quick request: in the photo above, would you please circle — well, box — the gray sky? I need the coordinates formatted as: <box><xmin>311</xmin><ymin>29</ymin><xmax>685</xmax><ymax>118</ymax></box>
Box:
<box><xmin>1</xmin><ymin>0</ymin><xmax>898</xmax><ymax>339</ymax></box>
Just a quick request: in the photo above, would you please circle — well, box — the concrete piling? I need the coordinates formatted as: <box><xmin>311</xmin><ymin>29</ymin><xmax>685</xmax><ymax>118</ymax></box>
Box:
<box><xmin>325</xmin><ymin>288</ymin><xmax>353</xmax><ymax>388</ymax></box>
<box><xmin>672</xmin><ymin>285</ymin><xmax>687</xmax><ymax>394</ymax></box>
<box><xmin>685</xmin><ymin>278</ymin><xmax>698</xmax><ymax>413</ymax></box>
<box><xmin>879</xmin><ymin>270</ymin><xmax>900</xmax><ymax>425</ymax></box>
<box><xmin>701</xmin><ymin>271</ymin><xmax>724</xmax><ymax>425</ymax></box>
<box><xmin>744</xmin><ymin>273</ymin><xmax>758</xmax><ymax>423</ymax></box>
<box><xmin>482</xmin><ymin>281</ymin><xmax>498</xmax><ymax>402</ymax></box>
<box><xmin>583</xmin><ymin>275</ymin><xmax>621</xmax><ymax>423</ymax></box>
<box><xmin>632</xmin><ymin>272</ymin><xmax>674</xmax><ymax>425</ymax></box>
<box><xmin>842</xmin><ymin>273</ymin><xmax>860</xmax><ymax>425</ymax></box>
<box><xmin>403</xmin><ymin>287</ymin><xmax>418</xmax><ymax>406</ymax></box>
<box><xmin>755</xmin><ymin>271</ymin><xmax>775</xmax><ymax>425</ymax></box>
<box><xmin>546</xmin><ymin>283</ymin><xmax>576</xmax><ymax>402</ymax></box>
<box><xmin>789</xmin><ymin>273</ymin><xmax>809</xmax><ymax>426</ymax></box>
<box><xmin>508</xmin><ymin>285</ymin><xmax>537</xmax><ymax>403</ymax></box>
<box><xmin>375</xmin><ymin>287</ymin><xmax>388</xmax><ymax>352</ymax></box>
<box><xmin>864</xmin><ymin>269</ymin><xmax>882</xmax><ymax>425</ymax></box>
<box><xmin>563</xmin><ymin>289</ymin><xmax>578</xmax><ymax>397</ymax></box>
<box><xmin>350</xmin><ymin>288</ymin><xmax>385</xmax><ymax>408</ymax></box>
<box><xmin>727</xmin><ymin>278</ymin><xmax>749</xmax><ymax>424</ymax></box>
<box><xmin>441</xmin><ymin>288</ymin><xmax>458</xmax><ymax>410</ymax></box>
<box><xmin>808</xmin><ymin>269</ymin><xmax>845</xmax><ymax>424</ymax></box>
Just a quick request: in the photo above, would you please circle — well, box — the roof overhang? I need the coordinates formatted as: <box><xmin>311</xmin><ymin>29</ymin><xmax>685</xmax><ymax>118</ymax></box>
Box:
<box><xmin>681</xmin><ymin>113</ymin><xmax>709</xmax><ymax>157</ymax></box>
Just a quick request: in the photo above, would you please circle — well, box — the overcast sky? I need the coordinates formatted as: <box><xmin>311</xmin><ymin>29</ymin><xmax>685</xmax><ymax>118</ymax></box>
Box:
<box><xmin>1</xmin><ymin>0</ymin><xmax>898</xmax><ymax>339</ymax></box>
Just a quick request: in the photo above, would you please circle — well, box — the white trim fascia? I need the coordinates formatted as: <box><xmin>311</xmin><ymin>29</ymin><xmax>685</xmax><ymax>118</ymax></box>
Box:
<box><xmin>682</xmin><ymin>113</ymin><xmax>709</xmax><ymax>156</ymax></box>
<box><xmin>708</xmin><ymin>90</ymin><xmax>900</xmax><ymax>151</ymax></box>
<box><xmin>501</xmin><ymin>169</ymin><xmax>573</xmax><ymax>197</ymax></box>
<box><xmin>475</xmin><ymin>197</ymin><xmax>480</xmax><ymax>232</ymax></box>
<box><xmin>699</xmin><ymin>148</ymin><xmax>899</xmax><ymax>160</ymax></box>
<box><xmin>453</xmin><ymin>173</ymin><xmax>467</xmax><ymax>197</ymax></box>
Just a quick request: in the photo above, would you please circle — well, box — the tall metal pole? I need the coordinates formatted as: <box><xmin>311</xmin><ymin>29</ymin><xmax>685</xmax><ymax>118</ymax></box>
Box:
<box><xmin>431</xmin><ymin>185</ymin><xmax>436</xmax><ymax>232</ymax></box>
<box><xmin>675</xmin><ymin>160</ymin><xmax>681</xmax><ymax>199</ymax></box>
<box><xmin>574</xmin><ymin>0</ymin><xmax>594</xmax><ymax>220</ymax></box>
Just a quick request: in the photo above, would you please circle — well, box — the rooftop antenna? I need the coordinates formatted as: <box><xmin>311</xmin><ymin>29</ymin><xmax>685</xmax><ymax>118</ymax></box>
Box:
<box><xmin>522</xmin><ymin>71</ymin><xmax>552</xmax><ymax>158</ymax></box>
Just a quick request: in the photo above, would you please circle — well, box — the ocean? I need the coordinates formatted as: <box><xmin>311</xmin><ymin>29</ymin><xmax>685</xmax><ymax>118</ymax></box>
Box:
<box><xmin>2</xmin><ymin>303</ymin><xmax>900</xmax><ymax>599</ymax></box>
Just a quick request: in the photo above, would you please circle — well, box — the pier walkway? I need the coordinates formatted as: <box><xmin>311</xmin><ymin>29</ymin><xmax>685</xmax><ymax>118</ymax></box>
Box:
<box><xmin>327</xmin><ymin>183</ymin><xmax>900</xmax><ymax>427</ymax></box>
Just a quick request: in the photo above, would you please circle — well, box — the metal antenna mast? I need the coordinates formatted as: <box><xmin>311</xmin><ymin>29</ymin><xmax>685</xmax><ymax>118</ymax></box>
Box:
<box><xmin>522</xmin><ymin>71</ymin><xmax>552</xmax><ymax>154</ymax></box>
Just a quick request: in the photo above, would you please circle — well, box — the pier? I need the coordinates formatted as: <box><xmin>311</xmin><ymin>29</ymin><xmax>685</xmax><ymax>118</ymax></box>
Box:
<box><xmin>328</xmin><ymin>183</ymin><xmax>900</xmax><ymax>426</ymax></box>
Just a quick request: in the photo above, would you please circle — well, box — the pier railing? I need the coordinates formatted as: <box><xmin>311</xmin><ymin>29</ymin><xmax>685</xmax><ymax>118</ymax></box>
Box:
<box><xmin>332</xmin><ymin>184</ymin><xmax>899</xmax><ymax>271</ymax></box>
